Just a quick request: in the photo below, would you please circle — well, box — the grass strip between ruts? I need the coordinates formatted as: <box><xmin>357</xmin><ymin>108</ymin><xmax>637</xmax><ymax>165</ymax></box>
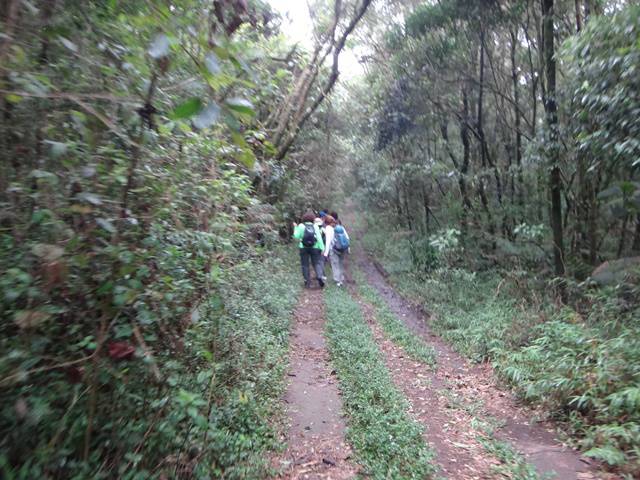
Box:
<box><xmin>323</xmin><ymin>285</ymin><xmax>437</xmax><ymax>479</ymax></box>
<box><xmin>352</xmin><ymin>267</ymin><xmax>436</xmax><ymax>366</ymax></box>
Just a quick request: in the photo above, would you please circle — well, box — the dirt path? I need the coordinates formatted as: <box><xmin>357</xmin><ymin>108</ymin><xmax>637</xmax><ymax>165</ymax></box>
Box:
<box><xmin>275</xmin><ymin>287</ymin><xmax>357</xmax><ymax>480</ymax></box>
<box><xmin>351</xmin><ymin>288</ymin><xmax>503</xmax><ymax>478</ymax></box>
<box><xmin>350</xmin><ymin>246</ymin><xmax>608</xmax><ymax>480</ymax></box>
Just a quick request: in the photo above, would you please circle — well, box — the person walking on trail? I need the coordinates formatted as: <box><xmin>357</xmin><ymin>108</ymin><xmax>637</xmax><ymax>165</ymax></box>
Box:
<box><xmin>323</xmin><ymin>215</ymin><xmax>350</xmax><ymax>287</ymax></box>
<box><xmin>293</xmin><ymin>211</ymin><xmax>325</xmax><ymax>288</ymax></box>
<box><xmin>314</xmin><ymin>214</ymin><xmax>328</xmax><ymax>283</ymax></box>
<box><xmin>314</xmin><ymin>215</ymin><xmax>326</xmax><ymax>246</ymax></box>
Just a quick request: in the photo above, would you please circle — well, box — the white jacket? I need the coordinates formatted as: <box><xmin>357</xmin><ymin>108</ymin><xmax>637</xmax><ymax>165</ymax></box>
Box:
<box><xmin>323</xmin><ymin>225</ymin><xmax>349</xmax><ymax>256</ymax></box>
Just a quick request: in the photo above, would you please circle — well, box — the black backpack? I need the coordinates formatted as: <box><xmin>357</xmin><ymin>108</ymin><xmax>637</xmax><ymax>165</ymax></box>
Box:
<box><xmin>301</xmin><ymin>223</ymin><xmax>317</xmax><ymax>247</ymax></box>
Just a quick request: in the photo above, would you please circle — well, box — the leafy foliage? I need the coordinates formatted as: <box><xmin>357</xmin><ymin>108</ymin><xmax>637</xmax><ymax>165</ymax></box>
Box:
<box><xmin>0</xmin><ymin>246</ymin><xmax>300</xmax><ymax>478</ymax></box>
<box><xmin>564</xmin><ymin>6</ymin><xmax>640</xmax><ymax>170</ymax></box>
<box><xmin>0</xmin><ymin>0</ymin><xmax>320</xmax><ymax>476</ymax></box>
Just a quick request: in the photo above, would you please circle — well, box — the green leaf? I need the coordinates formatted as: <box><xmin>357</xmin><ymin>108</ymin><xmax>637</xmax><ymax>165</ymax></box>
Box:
<box><xmin>212</xmin><ymin>46</ymin><xmax>230</xmax><ymax>60</ymax></box>
<box><xmin>239</xmin><ymin>149</ymin><xmax>256</xmax><ymax>169</ymax></box>
<box><xmin>597</xmin><ymin>186</ymin><xmax>622</xmax><ymax>200</ymax></box>
<box><xmin>30</xmin><ymin>169</ymin><xmax>58</xmax><ymax>183</ymax></box>
<box><xmin>230</xmin><ymin>131</ymin><xmax>255</xmax><ymax>168</ymax></box>
<box><xmin>148</xmin><ymin>34</ymin><xmax>170</xmax><ymax>59</ymax></box>
<box><xmin>58</xmin><ymin>36</ymin><xmax>78</xmax><ymax>53</ymax></box>
<box><xmin>114</xmin><ymin>324</ymin><xmax>133</xmax><ymax>339</ymax></box>
<box><xmin>5</xmin><ymin>94</ymin><xmax>22</xmax><ymax>104</ymax></box>
<box><xmin>205</xmin><ymin>52</ymin><xmax>221</xmax><ymax>75</ymax></box>
<box><xmin>44</xmin><ymin>140</ymin><xmax>68</xmax><ymax>159</ymax></box>
<box><xmin>226</xmin><ymin>98</ymin><xmax>255</xmax><ymax>116</ymax></box>
<box><xmin>96</xmin><ymin>218</ymin><xmax>116</xmax><ymax>234</ymax></box>
<box><xmin>169</xmin><ymin>98</ymin><xmax>203</xmax><ymax>120</ymax></box>
<box><xmin>584</xmin><ymin>446</ymin><xmax>626</xmax><ymax>466</ymax></box>
<box><xmin>193</xmin><ymin>103</ymin><xmax>221</xmax><ymax>129</ymax></box>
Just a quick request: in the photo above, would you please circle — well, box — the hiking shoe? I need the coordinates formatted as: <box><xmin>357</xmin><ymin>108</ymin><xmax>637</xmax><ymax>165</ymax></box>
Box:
<box><xmin>336</xmin><ymin>282</ymin><xmax>343</xmax><ymax>287</ymax></box>
<box><xmin>304</xmin><ymin>281</ymin><xmax>311</xmax><ymax>289</ymax></box>
<box><xmin>318</xmin><ymin>278</ymin><xmax>325</xmax><ymax>288</ymax></box>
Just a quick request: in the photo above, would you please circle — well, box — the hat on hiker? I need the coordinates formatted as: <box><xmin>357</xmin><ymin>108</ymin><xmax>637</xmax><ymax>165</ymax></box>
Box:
<box><xmin>319</xmin><ymin>211</ymin><xmax>327</xmax><ymax>218</ymax></box>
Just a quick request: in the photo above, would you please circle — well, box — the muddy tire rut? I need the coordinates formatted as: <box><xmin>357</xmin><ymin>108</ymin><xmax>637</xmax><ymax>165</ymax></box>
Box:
<box><xmin>352</xmin><ymin>289</ymin><xmax>502</xmax><ymax>479</ymax></box>
<box><xmin>276</xmin><ymin>287</ymin><xmax>357</xmax><ymax>480</ymax></box>
<box><xmin>350</xmin><ymin>245</ymin><xmax>609</xmax><ymax>480</ymax></box>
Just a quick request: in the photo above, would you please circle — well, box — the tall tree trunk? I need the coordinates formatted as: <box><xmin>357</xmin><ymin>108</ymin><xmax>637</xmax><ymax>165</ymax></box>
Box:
<box><xmin>575</xmin><ymin>0</ymin><xmax>582</xmax><ymax>32</ymax></box>
<box><xmin>275</xmin><ymin>0</ymin><xmax>373</xmax><ymax>160</ymax></box>
<box><xmin>422</xmin><ymin>183</ymin><xmax>430</xmax><ymax>234</ymax></box>
<box><xmin>542</xmin><ymin>0</ymin><xmax>565</xmax><ymax>277</ymax></box>
<box><xmin>394</xmin><ymin>182</ymin><xmax>403</xmax><ymax>224</ymax></box>
<box><xmin>460</xmin><ymin>89</ymin><xmax>473</xmax><ymax>240</ymax></box>
<box><xmin>587</xmin><ymin>187</ymin><xmax>598</xmax><ymax>264</ymax></box>
<box><xmin>476</xmin><ymin>33</ymin><xmax>496</xmax><ymax>243</ymax></box>
<box><xmin>403</xmin><ymin>181</ymin><xmax>413</xmax><ymax>231</ymax></box>
<box><xmin>617</xmin><ymin>214</ymin><xmax>629</xmax><ymax>258</ymax></box>
<box><xmin>1</xmin><ymin>0</ymin><xmax>22</xmax><ymax>194</ymax></box>
<box><xmin>631</xmin><ymin>214</ymin><xmax>640</xmax><ymax>253</ymax></box>
<box><xmin>478</xmin><ymin>32</ymin><xmax>487</xmax><ymax>171</ymax></box>
<box><xmin>510</xmin><ymin>28</ymin><xmax>524</xmax><ymax>219</ymax></box>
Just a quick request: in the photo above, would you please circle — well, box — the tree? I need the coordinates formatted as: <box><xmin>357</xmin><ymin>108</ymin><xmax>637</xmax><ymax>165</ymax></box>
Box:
<box><xmin>542</xmin><ymin>0</ymin><xmax>566</xmax><ymax>277</ymax></box>
<box><xmin>267</xmin><ymin>0</ymin><xmax>373</xmax><ymax>160</ymax></box>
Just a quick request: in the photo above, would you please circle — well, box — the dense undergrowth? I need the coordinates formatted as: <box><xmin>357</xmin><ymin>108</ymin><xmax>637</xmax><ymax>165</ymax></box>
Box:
<box><xmin>0</xmin><ymin>1</ymin><xmax>334</xmax><ymax>477</ymax></box>
<box><xmin>323</xmin><ymin>285</ymin><xmax>436</xmax><ymax>479</ymax></box>
<box><xmin>0</xmin><ymin>249</ymin><xmax>299</xmax><ymax>479</ymax></box>
<box><xmin>361</xmin><ymin>221</ymin><xmax>640</xmax><ymax>476</ymax></box>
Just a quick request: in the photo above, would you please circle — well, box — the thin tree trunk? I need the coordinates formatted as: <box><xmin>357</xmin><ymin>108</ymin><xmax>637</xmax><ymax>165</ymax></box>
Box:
<box><xmin>395</xmin><ymin>182</ymin><xmax>403</xmax><ymax>223</ymax></box>
<box><xmin>0</xmin><ymin>0</ymin><xmax>21</xmax><ymax>65</ymax></box>
<box><xmin>631</xmin><ymin>214</ymin><xmax>640</xmax><ymax>253</ymax></box>
<box><xmin>542</xmin><ymin>0</ymin><xmax>565</xmax><ymax>277</ymax></box>
<box><xmin>510</xmin><ymin>28</ymin><xmax>524</xmax><ymax>218</ymax></box>
<box><xmin>617</xmin><ymin>214</ymin><xmax>629</xmax><ymax>258</ymax></box>
<box><xmin>403</xmin><ymin>181</ymin><xmax>413</xmax><ymax>231</ymax></box>
<box><xmin>460</xmin><ymin>88</ymin><xmax>473</xmax><ymax>240</ymax></box>
<box><xmin>476</xmin><ymin>33</ymin><xmax>496</xmax><ymax>243</ymax></box>
<box><xmin>575</xmin><ymin>0</ymin><xmax>582</xmax><ymax>32</ymax></box>
<box><xmin>422</xmin><ymin>183</ymin><xmax>430</xmax><ymax>234</ymax></box>
<box><xmin>275</xmin><ymin>0</ymin><xmax>373</xmax><ymax>160</ymax></box>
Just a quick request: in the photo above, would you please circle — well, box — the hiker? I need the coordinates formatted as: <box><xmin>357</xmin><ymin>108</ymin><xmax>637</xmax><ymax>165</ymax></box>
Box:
<box><xmin>323</xmin><ymin>215</ymin><xmax>350</xmax><ymax>287</ymax></box>
<box><xmin>314</xmin><ymin>215</ymin><xmax>326</xmax><ymax>245</ymax></box>
<box><xmin>330</xmin><ymin>211</ymin><xmax>340</xmax><ymax>225</ymax></box>
<box><xmin>314</xmin><ymin>214</ymin><xmax>328</xmax><ymax>282</ymax></box>
<box><xmin>292</xmin><ymin>211</ymin><xmax>325</xmax><ymax>288</ymax></box>
<box><xmin>317</xmin><ymin>211</ymin><xmax>328</xmax><ymax>242</ymax></box>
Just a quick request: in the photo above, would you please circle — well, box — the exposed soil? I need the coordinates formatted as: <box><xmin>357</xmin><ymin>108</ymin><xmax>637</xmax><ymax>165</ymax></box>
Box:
<box><xmin>351</xmin><ymin>246</ymin><xmax>613</xmax><ymax>480</ymax></box>
<box><xmin>353</xmin><ymin>289</ymin><xmax>503</xmax><ymax>479</ymax></box>
<box><xmin>275</xmin><ymin>287</ymin><xmax>358</xmax><ymax>480</ymax></box>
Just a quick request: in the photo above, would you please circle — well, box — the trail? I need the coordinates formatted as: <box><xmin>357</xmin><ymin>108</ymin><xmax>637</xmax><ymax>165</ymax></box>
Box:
<box><xmin>275</xmin><ymin>212</ymin><xmax>615</xmax><ymax>479</ymax></box>
<box><xmin>348</xmin><ymin>239</ymin><xmax>609</xmax><ymax>479</ymax></box>
<box><xmin>275</xmin><ymin>287</ymin><xmax>357</xmax><ymax>479</ymax></box>
<box><xmin>350</xmin><ymin>288</ymin><xmax>502</xmax><ymax>478</ymax></box>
